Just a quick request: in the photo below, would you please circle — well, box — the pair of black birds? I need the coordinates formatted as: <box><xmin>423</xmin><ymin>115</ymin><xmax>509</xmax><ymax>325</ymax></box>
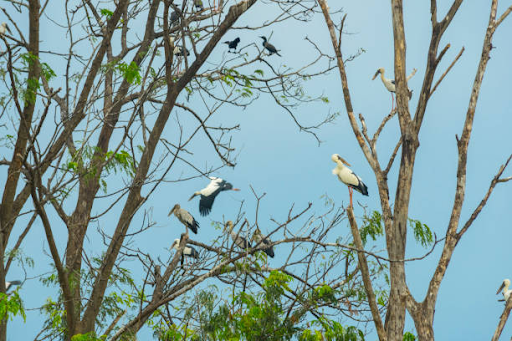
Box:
<box><xmin>223</xmin><ymin>36</ymin><xmax>281</xmax><ymax>56</ymax></box>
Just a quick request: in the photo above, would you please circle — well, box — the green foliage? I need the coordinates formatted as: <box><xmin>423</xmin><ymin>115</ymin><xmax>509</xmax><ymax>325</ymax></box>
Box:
<box><xmin>0</xmin><ymin>290</ymin><xmax>25</xmax><ymax>322</ymax></box>
<box><xmin>359</xmin><ymin>211</ymin><xmax>384</xmax><ymax>245</ymax></box>
<box><xmin>152</xmin><ymin>272</ymin><xmax>363</xmax><ymax>341</ymax></box>
<box><xmin>41</xmin><ymin>62</ymin><xmax>57</xmax><ymax>81</ymax></box>
<box><xmin>100</xmin><ymin>9</ymin><xmax>114</xmax><ymax>19</ymax></box>
<box><xmin>403</xmin><ymin>331</ymin><xmax>417</xmax><ymax>341</ymax></box>
<box><xmin>71</xmin><ymin>332</ymin><xmax>105</xmax><ymax>341</ymax></box>
<box><xmin>409</xmin><ymin>218</ymin><xmax>433</xmax><ymax>248</ymax></box>
<box><xmin>116</xmin><ymin>61</ymin><xmax>142</xmax><ymax>85</ymax></box>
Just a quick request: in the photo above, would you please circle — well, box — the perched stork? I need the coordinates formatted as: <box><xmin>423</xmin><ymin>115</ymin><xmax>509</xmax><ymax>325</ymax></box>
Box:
<box><xmin>189</xmin><ymin>177</ymin><xmax>240</xmax><ymax>216</ymax></box>
<box><xmin>497</xmin><ymin>279</ymin><xmax>512</xmax><ymax>302</ymax></box>
<box><xmin>252</xmin><ymin>228</ymin><xmax>274</xmax><ymax>258</ymax></box>
<box><xmin>225</xmin><ymin>221</ymin><xmax>251</xmax><ymax>250</ymax></box>
<box><xmin>169</xmin><ymin>10</ymin><xmax>181</xmax><ymax>27</ymax></box>
<box><xmin>171</xmin><ymin>239</ymin><xmax>199</xmax><ymax>266</ymax></box>
<box><xmin>5</xmin><ymin>280</ymin><xmax>21</xmax><ymax>292</ymax></box>
<box><xmin>173</xmin><ymin>46</ymin><xmax>190</xmax><ymax>57</ymax></box>
<box><xmin>259</xmin><ymin>36</ymin><xmax>281</xmax><ymax>57</ymax></box>
<box><xmin>168</xmin><ymin>204</ymin><xmax>199</xmax><ymax>234</ymax></box>
<box><xmin>0</xmin><ymin>23</ymin><xmax>11</xmax><ymax>36</ymax></box>
<box><xmin>331</xmin><ymin>154</ymin><xmax>368</xmax><ymax>208</ymax></box>
<box><xmin>224</xmin><ymin>37</ymin><xmax>240</xmax><ymax>53</ymax></box>
<box><xmin>372</xmin><ymin>67</ymin><xmax>417</xmax><ymax>111</ymax></box>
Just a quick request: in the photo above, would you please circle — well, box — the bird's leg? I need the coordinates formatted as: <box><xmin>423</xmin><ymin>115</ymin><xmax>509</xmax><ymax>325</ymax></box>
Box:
<box><xmin>391</xmin><ymin>93</ymin><xmax>395</xmax><ymax>112</ymax></box>
<box><xmin>349</xmin><ymin>187</ymin><xmax>353</xmax><ymax>208</ymax></box>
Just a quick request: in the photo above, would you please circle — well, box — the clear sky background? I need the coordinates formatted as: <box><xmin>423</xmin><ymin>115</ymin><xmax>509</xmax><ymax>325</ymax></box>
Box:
<box><xmin>3</xmin><ymin>1</ymin><xmax>512</xmax><ymax>340</ymax></box>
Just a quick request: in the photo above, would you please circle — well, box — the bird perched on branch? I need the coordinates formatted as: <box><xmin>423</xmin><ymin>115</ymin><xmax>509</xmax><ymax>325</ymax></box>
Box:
<box><xmin>331</xmin><ymin>154</ymin><xmax>368</xmax><ymax>208</ymax></box>
<box><xmin>171</xmin><ymin>238</ymin><xmax>199</xmax><ymax>265</ymax></box>
<box><xmin>252</xmin><ymin>228</ymin><xmax>274</xmax><ymax>258</ymax></box>
<box><xmin>224</xmin><ymin>37</ymin><xmax>240</xmax><ymax>53</ymax></box>
<box><xmin>169</xmin><ymin>204</ymin><xmax>199</xmax><ymax>234</ymax></box>
<box><xmin>0</xmin><ymin>22</ymin><xmax>11</xmax><ymax>36</ymax></box>
<box><xmin>259</xmin><ymin>36</ymin><xmax>281</xmax><ymax>56</ymax></box>
<box><xmin>189</xmin><ymin>177</ymin><xmax>240</xmax><ymax>216</ymax></box>
<box><xmin>497</xmin><ymin>279</ymin><xmax>512</xmax><ymax>302</ymax></box>
<box><xmin>372</xmin><ymin>67</ymin><xmax>417</xmax><ymax>111</ymax></box>
<box><xmin>173</xmin><ymin>46</ymin><xmax>190</xmax><ymax>57</ymax></box>
<box><xmin>225</xmin><ymin>220</ymin><xmax>251</xmax><ymax>250</ymax></box>
<box><xmin>169</xmin><ymin>9</ymin><xmax>182</xmax><ymax>27</ymax></box>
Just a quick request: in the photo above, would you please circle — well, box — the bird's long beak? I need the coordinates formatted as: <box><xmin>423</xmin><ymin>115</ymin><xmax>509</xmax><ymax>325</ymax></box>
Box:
<box><xmin>337</xmin><ymin>155</ymin><xmax>351</xmax><ymax>167</ymax></box>
<box><xmin>497</xmin><ymin>282</ymin><xmax>506</xmax><ymax>295</ymax></box>
<box><xmin>372</xmin><ymin>69</ymin><xmax>380</xmax><ymax>80</ymax></box>
<box><xmin>231</xmin><ymin>188</ymin><xmax>240</xmax><ymax>191</ymax></box>
<box><xmin>188</xmin><ymin>193</ymin><xmax>198</xmax><ymax>201</ymax></box>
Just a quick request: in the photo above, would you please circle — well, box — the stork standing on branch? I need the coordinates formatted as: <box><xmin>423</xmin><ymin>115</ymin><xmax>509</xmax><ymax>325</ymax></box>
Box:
<box><xmin>259</xmin><ymin>36</ymin><xmax>281</xmax><ymax>56</ymax></box>
<box><xmin>171</xmin><ymin>239</ymin><xmax>199</xmax><ymax>266</ymax></box>
<box><xmin>225</xmin><ymin>220</ymin><xmax>251</xmax><ymax>250</ymax></box>
<box><xmin>372</xmin><ymin>67</ymin><xmax>417</xmax><ymax>112</ymax></box>
<box><xmin>331</xmin><ymin>154</ymin><xmax>368</xmax><ymax>208</ymax></box>
<box><xmin>252</xmin><ymin>228</ymin><xmax>275</xmax><ymax>258</ymax></box>
<box><xmin>497</xmin><ymin>279</ymin><xmax>512</xmax><ymax>302</ymax></box>
<box><xmin>168</xmin><ymin>204</ymin><xmax>199</xmax><ymax>234</ymax></box>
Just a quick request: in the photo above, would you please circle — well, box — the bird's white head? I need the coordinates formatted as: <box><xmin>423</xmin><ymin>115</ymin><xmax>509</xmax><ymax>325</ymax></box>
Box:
<box><xmin>331</xmin><ymin>154</ymin><xmax>351</xmax><ymax>167</ymax></box>
<box><xmin>224</xmin><ymin>220</ymin><xmax>234</xmax><ymax>232</ymax></box>
<box><xmin>171</xmin><ymin>238</ymin><xmax>181</xmax><ymax>250</ymax></box>
<box><xmin>372</xmin><ymin>68</ymin><xmax>385</xmax><ymax>80</ymax></box>
<box><xmin>497</xmin><ymin>279</ymin><xmax>511</xmax><ymax>294</ymax></box>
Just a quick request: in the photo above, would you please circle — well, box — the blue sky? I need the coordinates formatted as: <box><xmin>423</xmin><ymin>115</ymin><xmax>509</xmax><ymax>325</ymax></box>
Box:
<box><xmin>3</xmin><ymin>1</ymin><xmax>512</xmax><ymax>340</ymax></box>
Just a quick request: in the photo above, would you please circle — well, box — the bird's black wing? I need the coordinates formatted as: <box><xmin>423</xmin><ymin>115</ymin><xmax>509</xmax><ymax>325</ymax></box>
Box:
<box><xmin>391</xmin><ymin>80</ymin><xmax>395</xmax><ymax>85</ymax></box>
<box><xmin>188</xmin><ymin>218</ymin><xmax>199</xmax><ymax>234</ymax></box>
<box><xmin>188</xmin><ymin>246</ymin><xmax>200</xmax><ymax>259</ymax></box>
<box><xmin>199</xmin><ymin>189</ymin><xmax>221</xmax><ymax>216</ymax></box>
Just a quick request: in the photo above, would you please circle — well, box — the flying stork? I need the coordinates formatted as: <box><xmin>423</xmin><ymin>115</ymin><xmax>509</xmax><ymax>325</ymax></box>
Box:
<box><xmin>372</xmin><ymin>67</ymin><xmax>417</xmax><ymax>111</ymax></box>
<box><xmin>171</xmin><ymin>238</ymin><xmax>199</xmax><ymax>266</ymax></box>
<box><xmin>168</xmin><ymin>204</ymin><xmax>199</xmax><ymax>234</ymax></box>
<box><xmin>189</xmin><ymin>177</ymin><xmax>240</xmax><ymax>216</ymax></box>
<box><xmin>259</xmin><ymin>36</ymin><xmax>281</xmax><ymax>57</ymax></box>
<box><xmin>252</xmin><ymin>228</ymin><xmax>274</xmax><ymax>258</ymax></box>
<box><xmin>497</xmin><ymin>279</ymin><xmax>512</xmax><ymax>302</ymax></box>
<box><xmin>331</xmin><ymin>154</ymin><xmax>368</xmax><ymax>208</ymax></box>
<box><xmin>225</xmin><ymin>220</ymin><xmax>251</xmax><ymax>250</ymax></box>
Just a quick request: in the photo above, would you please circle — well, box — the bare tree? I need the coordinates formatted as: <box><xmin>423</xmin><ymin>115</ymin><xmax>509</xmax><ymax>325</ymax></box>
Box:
<box><xmin>317</xmin><ymin>0</ymin><xmax>512</xmax><ymax>340</ymax></box>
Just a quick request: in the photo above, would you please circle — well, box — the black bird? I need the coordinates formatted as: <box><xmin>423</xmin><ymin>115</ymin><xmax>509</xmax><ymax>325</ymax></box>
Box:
<box><xmin>188</xmin><ymin>177</ymin><xmax>240</xmax><ymax>216</ymax></box>
<box><xmin>259</xmin><ymin>36</ymin><xmax>281</xmax><ymax>56</ymax></box>
<box><xmin>224</xmin><ymin>37</ymin><xmax>240</xmax><ymax>53</ymax></box>
<box><xmin>5</xmin><ymin>280</ymin><xmax>21</xmax><ymax>292</ymax></box>
<box><xmin>170</xmin><ymin>10</ymin><xmax>181</xmax><ymax>27</ymax></box>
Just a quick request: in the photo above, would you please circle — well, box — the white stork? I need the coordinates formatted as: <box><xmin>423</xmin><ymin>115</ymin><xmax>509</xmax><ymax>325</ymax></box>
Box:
<box><xmin>169</xmin><ymin>204</ymin><xmax>199</xmax><ymax>234</ymax></box>
<box><xmin>252</xmin><ymin>228</ymin><xmax>274</xmax><ymax>258</ymax></box>
<box><xmin>5</xmin><ymin>280</ymin><xmax>21</xmax><ymax>292</ymax></box>
<box><xmin>497</xmin><ymin>279</ymin><xmax>512</xmax><ymax>302</ymax></box>
<box><xmin>225</xmin><ymin>220</ymin><xmax>251</xmax><ymax>250</ymax></box>
<box><xmin>171</xmin><ymin>239</ymin><xmax>199</xmax><ymax>266</ymax></box>
<box><xmin>189</xmin><ymin>177</ymin><xmax>240</xmax><ymax>216</ymax></box>
<box><xmin>372</xmin><ymin>67</ymin><xmax>417</xmax><ymax>111</ymax></box>
<box><xmin>331</xmin><ymin>154</ymin><xmax>368</xmax><ymax>208</ymax></box>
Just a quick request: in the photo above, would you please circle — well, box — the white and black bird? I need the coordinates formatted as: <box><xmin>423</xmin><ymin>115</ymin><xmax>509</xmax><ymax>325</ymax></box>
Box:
<box><xmin>0</xmin><ymin>22</ymin><xmax>11</xmax><ymax>36</ymax></box>
<box><xmin>252</xmin><ymin>228</ymin><xmax>274</xmax><ymax>258</ymax></box>
<box><xmin>497</xmin><ymin>279</ymin><xmax>512</xmax><ymax>302</ymax></box>
<box><xmin>169</xmin><ymin>10</ymin><xmax>181</xmax><ymax>27</ymax></box>
<box><xmin>259</xmin><ymin>36</ymin><xmax>281</xmax><ymax>56</ymax></box>
<box><xmin>189</xmin><ymin>177</ymin><xmax>240</xmax><ymax>216</ymax></box>
<box><xmin>5</xmin><ymin>280</ymin><xmax>21</xmax><ymax>292</ymax></box>
<box><xmin>224</xmin><ymin>37</ymin><xmax>240</xmax><ymax>53</ymax></box>
<box><xmin>225</xmin><ymin>221</ymin><xmax>251</xmax><ymax>250</ymax></box>
<box><xmin>171</xmin><ymin>238</ymin><xmax>199</xmax><ymax>265</ymax></box>
<box><xmin>372</xmin><ymin>67</ymin><xmax>417</xmax><ymax>111</ymax></box>
<box><xmin>173</xmin><ymin>46</ymin><xmax>190</xmax><ymax>57</ymax></box>
<box><xmin>331</xmin><ymin>154</ymin><xmax>368</xmax><ymax>208</ymax></box>
<box><xmin>169</xmin><ymin>204</ymin><xmax>199</xmax><ymax>234</ymax></box>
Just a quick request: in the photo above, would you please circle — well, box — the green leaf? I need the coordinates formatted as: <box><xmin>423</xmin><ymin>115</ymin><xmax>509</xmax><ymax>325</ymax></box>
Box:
<box><xmin>409</xmin><ymin>218</ymin><xmax>433</xmax><ymax>248</ymax></box>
